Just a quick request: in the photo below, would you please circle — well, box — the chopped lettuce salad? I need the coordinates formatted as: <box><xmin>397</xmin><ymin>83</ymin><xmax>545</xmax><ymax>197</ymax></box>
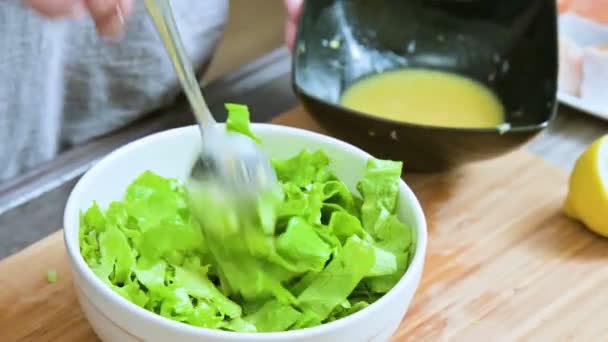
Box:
<box><xmin>47</xmin><ymin>270</ymin><xmax>58</xmax><ymax>283</ymax></box>
<box><xmin>79</xmin><ymin>103</ymin><xmax>415</xmax><ymax>333</ymax></box>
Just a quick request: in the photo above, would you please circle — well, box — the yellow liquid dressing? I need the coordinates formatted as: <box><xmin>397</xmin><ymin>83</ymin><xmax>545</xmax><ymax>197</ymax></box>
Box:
<box><xmin>340</xmin><ymin>69</ymin><xmax>505</xmax><ymax>128</ymax></box>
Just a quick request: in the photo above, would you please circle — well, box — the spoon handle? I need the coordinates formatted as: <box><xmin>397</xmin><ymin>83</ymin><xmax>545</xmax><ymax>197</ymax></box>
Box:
<box><xmin>144</xmin><ymin>0</ymin><xmax>215</xmax><ymax>129</ymax></box>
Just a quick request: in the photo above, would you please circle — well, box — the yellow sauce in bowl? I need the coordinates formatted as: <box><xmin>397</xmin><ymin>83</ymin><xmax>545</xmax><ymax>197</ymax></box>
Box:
<box><xmin>340</xmin><ymin>69</ymin><xmax>505</xmax><ymax>129</ymax></box>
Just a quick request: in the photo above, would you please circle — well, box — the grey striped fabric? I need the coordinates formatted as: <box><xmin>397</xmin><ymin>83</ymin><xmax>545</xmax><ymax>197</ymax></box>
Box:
<box><xmin>0</xmin><ymin>0</ymin><xmax>228</xmax><ymax>182</ymax></box>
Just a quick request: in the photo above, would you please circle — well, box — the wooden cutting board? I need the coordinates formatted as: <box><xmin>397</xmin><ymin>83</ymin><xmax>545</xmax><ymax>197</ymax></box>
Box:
<box><xmin>1</xmin><ymin>107</ymin><xmax>607</xmax><ymax>342</ymax></box>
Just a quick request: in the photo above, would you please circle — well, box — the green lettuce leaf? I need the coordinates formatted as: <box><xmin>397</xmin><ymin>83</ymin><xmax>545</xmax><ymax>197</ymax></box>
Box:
<box><xmin>355</xmin><ymin>159</ymin><xmax>415</xmax><ymax>292</ymax></box>
<box><xmin>357</xmin><ymin>159</ymin><xmax>402</xmax><ymax>235</ymax></box>
<box><xmin>276</xmin><ymin>217</ymin><xmax>332</xmax><ymax>273</ymax></box>
<box><xmin>326</xmin><ymin>299</ymin><xmax>370</xmax><ymax>322</ymax></box>
<box><xmin>367</xmin><ymin>245</ymin><xmax>398</xmax><ymax>277</ymax></box>
<box><xmin>133</xmin><ymin>260</ymin><xmax>166</xmax><ymax>291</ymax></box>
<box><xmin>225</xmin><ymin>103</ymin><xmax>261</xmax><ymax>143</ymax></box>
<box><xmin>137</xmin><ymin>219</ymin><xmax>205</xmax><ymax>262</ymax></box>
<box><xmin>173</xmin><ymin>265</ymin><xmax>241</xmax><ymax>318</ymax></box>
<box><xmin>187</xmin><ymin>301</ymin><xmax>224</xmax><ymax>329</ymax></box>
<box><xmin>288</xmin><ymin>271</ymin><xmax>319</xmax><ymax>297</ymax></box>
<box><xmin>79</xmin><ymin>202</ymin><xmax>105</xmax><ymax>266</ymax></box>
<box><xmin>328</xmin><ymin>211</ymin><xmax>398</xmax><ymax>278</ymax></box>
<box><xmin>113</xmin><ymin>279</ymin><xmax>149</xmax><ymax>308</ymax></box>
<box><xmin>46</xmin><ymin>270</ymin><xmax>58</xmax><ymax>284</ymax></box>
<box><xmin>82</xmin><ymin>202</ymin><xmax>106</xmax><ymax>232</ymax></box>
<box><xmin>125</xmin><ymin>171</ymin><xmax>187</xmax><ymax>231</ymax></box>
<box><xmin>297</xmin><ymin>236</ymin><xmax>376</xmax><ymax>321</ymax></box>
<box><xmin>327</xmin><ymin>211</ymin><xmax>366</xmax><ymax>243</ymax></box>
<box><xmin>159</xmin><ymin>287</ymin><xmax>194</xmax><ymax>321</ymax></box>
<box><xmin>291</xmin><ymin>310</ymin><xmax>322</xmax><ymax>330</ymax></box>
<box><xmin>366</xmin><ymin>214</ymin><xmax>413</xmax><ymax>291</ymax></box>
<box><xmin>98</xmin><ymin>226</ymin><xmax>134</xmax><ymax>284</ymax></box>
<box><xmin>277</xmin><ymin>182</ymin><xmax>324</xmax><ymax>226</ymax></box>
<box><xmin>186</xmin><ymin>177</ymin><xmax>292</xmax><ymax>304</ymax></box>
<box><xmin>322</xmin><ymin>180</ymin><xmax>357</xmax><ymax>216</ymax></box>
<box><xmin>223</xmin><ymin>317</ymin><xmax>257</xmax><ymax>332</ymax></box>
<box><xmin>272</xmin><ymin>150</ymin><xmax>334</xmax><ymax>188</ymax></box>
<box><xmin>243</xmin><ymin>300</ymin><xmax>302</xmax><ymax>332</ymax></box>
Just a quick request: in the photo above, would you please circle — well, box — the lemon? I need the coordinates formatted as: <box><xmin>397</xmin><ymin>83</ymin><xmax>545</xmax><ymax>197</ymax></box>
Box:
<box><xmin>564</xmin><ymin>134</ymin><xmax>608</xmax><ymax>237</ymax></box>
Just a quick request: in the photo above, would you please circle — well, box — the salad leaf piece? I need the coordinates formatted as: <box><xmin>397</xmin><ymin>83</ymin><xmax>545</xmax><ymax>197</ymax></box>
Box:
<box><xmin>80</xmin><ymin>202</ymin><xmax>110</xmax><ymax>266</ymax></box>
<box><xmin>277</xmin><ymin>183</ymin><xmax>309</xmax><ymax>219</ymax></box>
<box><xmin>46</xmin><ymin>270</ymin><xmax>58</xmax><ymax>283</ymax></box>
<box><xmin>374</xmin><ymin>213</ymin><xmax>413</xmax><ymax>251</ymax></box>
<box><xmin>276</xmin><ymin>217</ymin><xmax>332</xmax><ymax>273</ymax></box>
<box><xmin>365</xmin><ymin>217</ymin><xmax>414</xmax><ymax>293</ymax></box>
<box><xmin>98</xmin><ymin>226</ymin><xmax>133</xmax><ymax>284</ymax></box>
<box><xmin>357</xmin><ymin>159</ymin><xmax>402</xmax><ymax>235</ymax></box>
<box><xmin>188</xmin><ymin>301</ymin><xmax>224</xmax><ymax>329</ymax></box>
<box><xmin>291</xmin><ymin>310</ymin><xmax>322</xmax><ymax>330</ymax></box>
<box><xmin>159</xmin><ymin>287</ymin><xmax>194</xmax><ymax>321</ymax></box>
<box><xmin>133</xmin><ymin>260</ymin><xmax>166</xmax><ymax>292</ymax></box>
<box><xmin>366</xmin><ymin>252</ymin><xmax>409</xmax><ymax>293</ymax></box>
<box><xmin>82</xmin><ymin>202</ymin><xmax>106</xmax><ymax>233</ymax></box>
<box><xmin>322</xmin><ymin>180</ymin><xmax>357</xmax><ymax>216</ymax></box>
<box><xmin>174</xmin><ymin>265</ymin><xmax>241</xmax><ymax>318</ymax></box>
<box><xmin>223</xmin><ymin>317</ymin><xmax>257</xmax><ymax>332</ymax></box>
<box><xmin>297</xmin><ymin>236</ymin><xmax>376</xmax><ymax>321</ymax></box>
<box><xmin>125</xmin><ymin>171</ymin><xmax>187</xmax><ymax>231</ymax></box>
<box><xmin>113</xmin><ymin>278</ymin><xmax>149</xmax><ymax>308</ymax></box>
<box><xmin>186</xmin><ymin>177</ymin><xmax>292</xmax><ymax>304</ymax></box>
<box><xmin>288</xmin><ymin>270</ymin><xmax>319</xmax><ymax>297</ymax></box>
<box><xmin>367</xmin><ymin>245</ymin><xmax>398</xmax><ymax>278</ymax></box>
<box><xmin>225</xmin><ymin>103</ymin><xmax>261</xmax><ymax>143</ymax></box>
<box><xmin>277</xmin><ymin>182</ymin><xmax>324</xmax><ymax>225</ymax></box>
<box><xmin>243</xmin><ymin>300</ymin><xmax>302</xmax><ymax>332</ymax></box>
<box><xmin>328</xmin><ymin>211</ymin><xmax>366</xmax><ymax>243</ymax></box>
<box><xmin>137</xmin><ymin>219</ymin><xmax>205</xmax><ymax>262</ymax></box>
<box><xmin>326</xmin><ymin>299</ymin><xmax>370</xmax><ymax>322</ymax></box>
<box><xmin>105</xmin><ymin>202</ymin><xmax>129</xmax><ymax>231</ymax></box>
<box><xmin>355</xmin><ymin>160</ymin><xmax>415</xmax><ymax>292</ymax></box>
<box><xmin>272</xmin><ymin>150</ymin><xmax>334</xmax><ymax>188</ymax></box>
<box><xmin>312</xmin><ymin>225</ymin><xmax>342</xmax><ymax>252</ymax></box>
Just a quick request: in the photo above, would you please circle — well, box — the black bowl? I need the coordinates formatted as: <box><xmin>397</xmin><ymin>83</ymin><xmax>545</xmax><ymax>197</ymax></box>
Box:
<box><xmin>292</xmin><ymin>0</ymin><xmax>558</xmax><ymax>172</ymax></box>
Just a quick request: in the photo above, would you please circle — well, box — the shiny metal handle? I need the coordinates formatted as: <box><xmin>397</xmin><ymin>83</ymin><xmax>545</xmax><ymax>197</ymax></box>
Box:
<box><xmin>144</xmin><ymin>0</ymin><xmax>215</xmax><ymax>128</ymax></box>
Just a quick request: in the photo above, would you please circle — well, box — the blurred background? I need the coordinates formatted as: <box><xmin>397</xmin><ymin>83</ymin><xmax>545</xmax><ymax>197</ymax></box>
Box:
<box><xmin>0</xmin><ymin>0</ymin><xmax>290</xmax><ymax>258</ymax></box>
<box><xmin>204</xmin><ymin>0</ymin><xmax>285</xmax><ymax>82</ymax></box>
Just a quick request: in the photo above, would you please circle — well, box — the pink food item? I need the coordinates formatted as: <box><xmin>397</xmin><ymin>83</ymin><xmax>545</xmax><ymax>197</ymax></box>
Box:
<box><xmin>580</xmin><ymin>46</ymin><xmax>608</xmax><ymax>109</ymax></box>
<box><xmin>558</xmin><ymin>37</ymin><xmax>584</xmax><ymax>96</ymax></box>
<box><xmin>558</xmin><ymin>7</ymin><xmax>608</xmax><ymax>98</ymax></box>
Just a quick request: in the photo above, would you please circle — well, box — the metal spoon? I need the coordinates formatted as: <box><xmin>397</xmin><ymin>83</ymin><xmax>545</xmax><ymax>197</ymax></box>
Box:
<box><xmin>144</xmin><ymin>0</ymin><xmax>278</xmax><ymax>202</ymax></box>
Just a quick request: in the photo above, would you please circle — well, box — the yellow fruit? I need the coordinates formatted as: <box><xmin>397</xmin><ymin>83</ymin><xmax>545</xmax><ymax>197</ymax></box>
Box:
<box><xmin>564</xmin><ymin>134</ymin><xmax>608</xmax><ymax>237</ymax></box>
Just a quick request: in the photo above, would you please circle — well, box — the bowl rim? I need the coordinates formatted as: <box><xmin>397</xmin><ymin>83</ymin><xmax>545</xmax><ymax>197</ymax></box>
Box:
<box><xmin>291</xmin><ymin>68</ymin><xmax>557</xmax><ymax>134</ymax></box>
<box><xmin>63</xmin><ymin>123</ymin><xmax>428</xmax><ymax>340</ymax></box>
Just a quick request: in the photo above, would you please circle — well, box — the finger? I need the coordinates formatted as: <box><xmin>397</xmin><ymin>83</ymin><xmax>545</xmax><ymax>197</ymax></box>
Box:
<box><xmin>120</xmin><ymin>0</ymin><xmax>134</xmax><ymax>18</ymax></box>
<box><xmin>86</xmin><ymin>0</ymin><xmax>132</xmax><ymax>38</ymax></box>
<box><xmin>285</xmin><ymin>19</ymin><xmax>297</xmax><ymax>51</ymax></box>
<box><xmin>25</xmin><ymin>0</ymin><xmax>85</xmax><ymax>17</ymax></box>
<box><xmin>284</xmin><ymin>0</ymin><xmax>304</xmax><ymax>22</ymax></box>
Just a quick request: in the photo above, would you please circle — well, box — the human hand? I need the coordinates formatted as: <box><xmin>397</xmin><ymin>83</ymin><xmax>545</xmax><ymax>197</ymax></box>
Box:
<box><xmin>284</xmin><ymin>0</ymin><xmax>304</xmax><ymax>50</ymax></box>
<box><xmin>25</xmin><ymin>0</ymin><xmax>134</xmax><ymax>37</ymax></box>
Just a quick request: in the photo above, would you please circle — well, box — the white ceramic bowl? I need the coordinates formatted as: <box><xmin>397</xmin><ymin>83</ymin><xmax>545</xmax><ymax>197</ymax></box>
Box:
<box><xmin>64</xmin><ymin>124</ymin><xmax>428</xmax><ymax>342</ymax></box>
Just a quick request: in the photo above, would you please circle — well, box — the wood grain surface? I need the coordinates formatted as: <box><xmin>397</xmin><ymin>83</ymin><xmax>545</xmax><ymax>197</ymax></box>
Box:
<box><xmin>1</xmin><ymin>107</ymin><xmax>607</xmax><ymax>342</ymax></box>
